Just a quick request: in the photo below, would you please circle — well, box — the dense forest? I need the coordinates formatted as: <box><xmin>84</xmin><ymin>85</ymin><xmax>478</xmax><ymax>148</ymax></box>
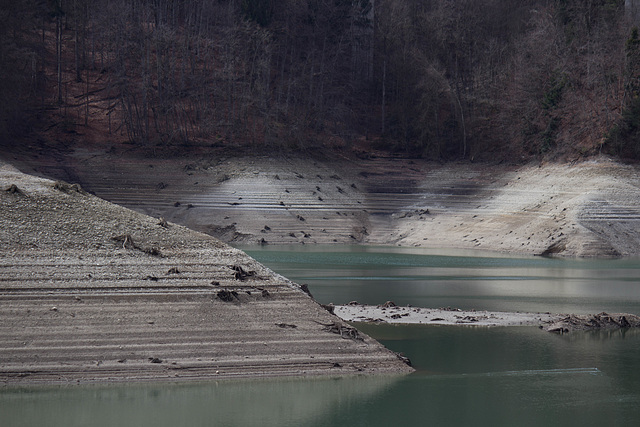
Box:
<box><xmin>2</xmin><ymin>0</ymin><xmax>640</xmax><ymax>161</ymax></box>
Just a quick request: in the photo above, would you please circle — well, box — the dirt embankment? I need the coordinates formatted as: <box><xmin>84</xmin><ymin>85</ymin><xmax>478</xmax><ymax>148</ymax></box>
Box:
<box><xmin>6</xmin><ymin>143</ymin><xmax>640</xmax><ymax>258</ymax></box>
<box><xmin>0</xmin><ymin>161</ymin><xmax>413</xmax><ymax>385</ymax></box>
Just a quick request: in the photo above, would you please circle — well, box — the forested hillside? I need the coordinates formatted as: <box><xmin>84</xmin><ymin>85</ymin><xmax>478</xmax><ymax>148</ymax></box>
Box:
<box><xmin>2</xmin><ymin>0</ymin><xmax>640</xmax><ymax>161</ymax></box>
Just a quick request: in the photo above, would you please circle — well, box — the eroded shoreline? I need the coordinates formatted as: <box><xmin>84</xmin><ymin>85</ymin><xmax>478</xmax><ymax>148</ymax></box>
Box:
<box><xmin>0</xmin><ymin>161</ymin><xmax>413</xmax><ymax>385</ymax></box>
<box><xmin>6</xmin><ymin>150</ymin><xmax>640</xmax><ymax>258</ymax></box>
<box><xmin>4</xmin><ymin>150</ymin><xmax>640</xmax><ymax>385</ymax></box>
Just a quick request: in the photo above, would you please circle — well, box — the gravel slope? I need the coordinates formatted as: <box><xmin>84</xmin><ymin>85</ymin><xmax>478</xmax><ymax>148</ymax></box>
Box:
<box><xmin>0</xmin><ymin>161</ymin><xmax>413</xmax><ymax>385</ymax></box>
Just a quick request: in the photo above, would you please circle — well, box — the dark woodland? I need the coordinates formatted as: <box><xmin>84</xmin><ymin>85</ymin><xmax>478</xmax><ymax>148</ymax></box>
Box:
<box><xmin>2</xmin><ymin>0</ymin><xmax>640</xmax><ymax>161</ymax></box>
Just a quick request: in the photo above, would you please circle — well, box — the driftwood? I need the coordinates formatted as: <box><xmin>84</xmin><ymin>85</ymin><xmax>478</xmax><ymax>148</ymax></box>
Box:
<box><xmin>546</xmin><ymin>312</ymin><xmax>640</xmax><ymax>333</ymax></box>
<box><xmin>53</xmin><ymin>181</ymin><xmax>88</xmax><ymax>195</ymax></box>
<box><xmin>299</xmin><ymin>284</ymin><xmax>313</xmax><ymax>299</ymax></box>
<box><xmin>314</xmin><ymin>320</ymin><xmax>363</xmax><ymax>341</ymax></box>
<box><xmin>395</xmin><ymin>352</ymin><xmax>412</xmax><ymax>366</ymax></box>
<box><xmin>217</xmin><ymin>290</ymin><xmax>238</xmax><ymax>302</ymax></box>
<box><xmin>112</xmin><ymin>234</ymin><xmax>136</xmax><ymax>249</ymax></box>
<box><xmin>111</xmin><ymin>234</ymin><xmax>162</xmax><ymax>256</ymax></box>
<box><xmin>275</xmin><ymin>323</ymin><xmax>297</xmax><ymax>329</ymax></box>
<box><xmin>231</xmin><ymin>265</ymin><xmax>256</xmax><ymax>281</ymax></box>
<box><xmin>4</xmin><ymin>184</ymin><xmax>25</xmax><ymax>195</ymax></box>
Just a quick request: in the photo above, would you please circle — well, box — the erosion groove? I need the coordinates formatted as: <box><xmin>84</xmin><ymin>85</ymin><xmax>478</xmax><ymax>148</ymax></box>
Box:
<box><xmin>0</xmin><ymin>161</ymin><xmax>413</xmax><ymax>385</ymax></box>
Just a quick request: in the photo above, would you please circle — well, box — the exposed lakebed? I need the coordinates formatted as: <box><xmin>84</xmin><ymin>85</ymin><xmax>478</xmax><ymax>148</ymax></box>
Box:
<box><xmin>4</xmin><ymin>245</ymin><xmax>640</xmax><ymax>426</ymax></box>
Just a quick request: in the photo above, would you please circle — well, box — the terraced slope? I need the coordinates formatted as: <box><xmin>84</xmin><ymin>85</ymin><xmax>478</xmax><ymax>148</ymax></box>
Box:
<box><xmin>0</xmin><ymin>162</ymin><xmax>413</xmax><ymax>385</ymax></box>
<box><xmin>61</xmin><ymin>154</ymin><xmax>640</xmax><ymax>257</ymax></box>
<box><xmin>6</xmin><ymin>145</ymin><xmax>640</xmax><ymax>257</ymax></box>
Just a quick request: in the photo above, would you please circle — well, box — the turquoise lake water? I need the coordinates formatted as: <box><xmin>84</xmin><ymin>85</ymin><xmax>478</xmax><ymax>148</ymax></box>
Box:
<box><xmin>243</xmin><ymin>245</ymin><xmax>640</xmax><ymax>315</ymax></box>
<box><xmin>3</xmin><ymin>246</ymin><xmax>640</xmax><ymax>426</ymax></box>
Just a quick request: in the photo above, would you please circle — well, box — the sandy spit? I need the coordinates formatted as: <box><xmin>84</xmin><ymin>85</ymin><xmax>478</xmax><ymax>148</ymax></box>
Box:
<box><xmin>335</xmin><ymin>304</ymin><xmax>640</xmax><ymax>334</ymax></box>
<box><xmin>334</xmin><ymin>304</ymin><xmax>561</xmax><ymax>327</ymax></box>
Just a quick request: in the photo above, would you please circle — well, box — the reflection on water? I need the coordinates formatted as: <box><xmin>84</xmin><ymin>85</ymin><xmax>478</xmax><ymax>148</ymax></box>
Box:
<box><xmin>3</xmin><ymin>246</ymin><xmax>640</xmax><ymax>426</ymax></box>
<box><xmin>0</xmin><ymin>376</ymin><xmax>401</xmax><ymax>427</ymax></box>
<box><xmin>3</xmin><ymin>326</ymin><xmax>640</xmax><ymax>426</ymax></box>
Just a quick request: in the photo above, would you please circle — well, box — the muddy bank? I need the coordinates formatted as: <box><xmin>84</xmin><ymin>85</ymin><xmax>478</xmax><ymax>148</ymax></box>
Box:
<box><xmin>5</xmin><ymin>144</ymin><xmax>640</xmax><ymax>258</ymax></box>
<box><xmin>0</xmin><ymin>161</ymin><xmax>413</xmax><ymax>385</ymax></box>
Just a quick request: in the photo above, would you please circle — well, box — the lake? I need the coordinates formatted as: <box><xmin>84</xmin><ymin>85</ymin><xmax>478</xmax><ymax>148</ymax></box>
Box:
<box><xmin>2</xmin><ymin>246</ymin><xmax>640</xmax><ymax>426</ymax></box>
<box><xmin>243</xmin><ymin>245</ymin><xmax>640</xmax><ymax>315</ymax></box>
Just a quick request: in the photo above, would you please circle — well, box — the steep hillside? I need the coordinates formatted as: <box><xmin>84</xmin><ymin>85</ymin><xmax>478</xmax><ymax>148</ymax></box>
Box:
<box><xmin>2</xmin><ymin>0</ymin><xmax>640</xmax><ymax>162</ymax></box>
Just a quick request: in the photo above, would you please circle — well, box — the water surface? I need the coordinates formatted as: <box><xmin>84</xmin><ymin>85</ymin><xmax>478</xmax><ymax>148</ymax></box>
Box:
<box><xmin>3</xmin><ymin>326</ymin><xmax>639</xmax><ymax>426</ymax></box>
<box><xmin>243</xmin><ymin>245</ymin><xmax>640</xmax><ymax>314</ymax></box>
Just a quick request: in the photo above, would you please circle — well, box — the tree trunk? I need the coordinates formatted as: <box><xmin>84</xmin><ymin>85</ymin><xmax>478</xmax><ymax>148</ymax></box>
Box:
<box><xmin>56</xmin><ymin>0</ymin><xmax>63</xmax><ymax>105</ymax></box>
<box><xmin>381</xmin><ymin>59</ymin><xmax>386</xmax><ymax>134</ymax></box>
<box><xmin>74</xmin><ymin>0</ymin><xmax>82</xmax><ymax>83</ymax></box>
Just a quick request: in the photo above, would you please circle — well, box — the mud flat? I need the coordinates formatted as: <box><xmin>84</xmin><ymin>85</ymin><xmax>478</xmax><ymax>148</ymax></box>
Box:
<box><xmin>0</xmin><ymin>161</ymin><xmax>413</xmax><ymax>385</ymax></box>
<box><xmin>335</xmin><ymin>303</ymin><xmax>640</xmax><ymax>333</ymax></box>
<box><xmin>334</xmin><ymin>304</ymin><xmax>562</xmax><ymax>327</ymax></box>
